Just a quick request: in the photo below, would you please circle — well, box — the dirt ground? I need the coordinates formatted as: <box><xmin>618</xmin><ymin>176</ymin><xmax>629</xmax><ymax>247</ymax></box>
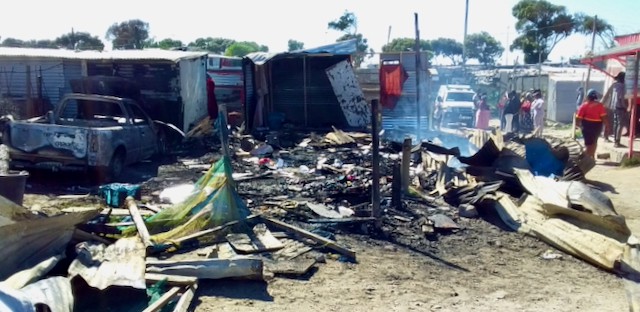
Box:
<box><xmin>19</xmin><ymin>130</ymin><xmax>635</xmax><ymax>312</ymax></box>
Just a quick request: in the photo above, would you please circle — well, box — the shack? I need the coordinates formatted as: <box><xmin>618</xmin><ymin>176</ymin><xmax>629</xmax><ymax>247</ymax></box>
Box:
<box><xmin>0</xmin><ymin>47</ymin><xmax>208</xmax><ymax>133</ymax></box>
<box><xmin>207</xmin><ymin>55</ymin><xmax>244</xmax><ymax>119</ymax></box>
<box><xmin>546</xmin><ymin>73</ymin><xmax>605</xmax><ymax>123</ymax></box>
<box><xmin>242</xmin><ymin>39</ymin><xmax>369</xmax><ymax>130</ymax></box>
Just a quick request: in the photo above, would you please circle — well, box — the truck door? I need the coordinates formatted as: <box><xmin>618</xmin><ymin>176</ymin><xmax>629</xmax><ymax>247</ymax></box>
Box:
<box><xmin>126</xmin><ymin>102</ymin><xmax>156</xmax><ymax>160</ymax></box>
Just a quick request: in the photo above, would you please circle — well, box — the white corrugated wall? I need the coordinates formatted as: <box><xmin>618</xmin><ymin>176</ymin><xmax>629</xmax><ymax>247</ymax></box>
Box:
<box><xmin>180</xmin><ymin>56</ymin><xmax>207</xmax><ymax>132</ymax></box>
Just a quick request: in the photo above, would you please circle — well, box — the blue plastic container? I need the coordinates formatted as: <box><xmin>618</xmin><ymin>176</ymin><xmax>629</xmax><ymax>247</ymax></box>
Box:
<box><xmin>99</xmin><ymin>183</ymin><xmax>141</xmax><ymax>208</ymax></box>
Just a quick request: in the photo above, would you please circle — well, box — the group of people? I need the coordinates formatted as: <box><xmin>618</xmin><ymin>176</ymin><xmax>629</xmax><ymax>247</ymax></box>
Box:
<box><xmin>575</xmin><ymin>71</ymin><xmax>630</xmax><ymax>158</ymax></box>
<box><xmin>497</xmin><ymin>89</ymin><xmax>546</xmax><ymax>136</ymax></box>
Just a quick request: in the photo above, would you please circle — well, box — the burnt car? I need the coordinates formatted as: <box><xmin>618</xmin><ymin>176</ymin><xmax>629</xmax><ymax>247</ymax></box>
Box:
<box><xmin>1</xmin><ymin>93</ymin><xmax>167</xmax><ymax>181</ymax></box>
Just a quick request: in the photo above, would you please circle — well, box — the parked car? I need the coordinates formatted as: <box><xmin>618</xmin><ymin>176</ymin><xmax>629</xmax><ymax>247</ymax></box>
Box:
<box><xmin>437</xmin><ymin>84</ymin><xmax>476</xmax><ymax>128</ymax></box>
<box><xmin>1</xmin><ymin>93</ymin><xmax>167</xmax><ymax>181</ymax></box>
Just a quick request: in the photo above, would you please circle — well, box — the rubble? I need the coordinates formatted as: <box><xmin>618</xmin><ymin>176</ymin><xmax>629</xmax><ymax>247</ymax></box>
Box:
<box><xmin>2</xmin><ymin>117</ymin><xmax>639</xmax><ymax>311</ymax></box>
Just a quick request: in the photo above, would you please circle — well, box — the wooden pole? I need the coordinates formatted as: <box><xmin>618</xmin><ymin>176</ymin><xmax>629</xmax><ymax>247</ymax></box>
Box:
<box><xmin>391</xmin><ymin>161</ymin><xmax>402</xmax><ymax>209</ymax></box>
<box><xmin>126</xmin><ymin>197</ymin><xmax>153</xmax><ymax>248</ymax></box>
<box><xmin>584</xmin><ymin>15</ymin><xmax>598</xmax><ymax>97</ymax></box>
<box><xmin>414</xmin><ymin>13</ymin><xmax>422</xmax><ymax>140</ymax></box>
<box><xmin>629</xmin><ymin>51</ymin><xmax>639</xmax><ymax>158</ymax></box>
<box><xmin>401</xmin><ymin>137</ymin><xmax>411</xmax><ymax>194</ymax></box>
<box><xmin>371</xmin><ymin>99</ymin><xmax>381</xmax><ymax>218</ymax></box>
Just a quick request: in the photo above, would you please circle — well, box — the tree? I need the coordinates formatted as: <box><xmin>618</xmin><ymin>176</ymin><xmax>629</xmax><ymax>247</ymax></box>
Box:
<box><xmin>55</xmin><ymin>31</ymin><xmax>104</xmax><ymax>50</ymax></box>
<box><xmin>0</xmin><ymin>38</ymin><xmax>56</xmax><ymax>49</ymax></box>
<box><xmin>188</xmin><ymin>37</ymin><xmax>236</xmax><ymax>54</ymax></box>
<box><xmin>464</xmin><ymin>32</ymin><xmax>504</xmax><ymax>66</ymax></box>
<box><xmin>511</xmin><ymin>0</ymin><xmax>575</xmax><ymax>64</ymax></box>
<box><xmin>430</xmin><ymin>38</ymin><xmax>464</xmax><ymax>65</ymax></box>
<box><xmin>106</xmin><ymin>19</ymin><xmax>150</xmax><ymax>50</ymax></box>
<box><xmin>145</xmin><ymin>38</ymin><xmax>183</xmax><ymax>50</ymax></box>
<box><xmin>225</xmin><ymin>41</ymin><xmax>268</xmax><ymax>57</ymax></box>
<box><xmin>381</xmin><ymin>38</ymin><xmax>431</xmax><ymax>52</ymax></box>
<box><xmin>328</xmin><ymin>11</ymin><xmax>371</xmax><ymax>67</ymax></box>
<box><xmin>287</xmin><ymin>39</ymin><xmax>304</xmax><ymax>52</ymax></box>
<box><xmin>574</xmin><ymin>14</ymin><xmax>615</xmax><ymax>48</ymax></box>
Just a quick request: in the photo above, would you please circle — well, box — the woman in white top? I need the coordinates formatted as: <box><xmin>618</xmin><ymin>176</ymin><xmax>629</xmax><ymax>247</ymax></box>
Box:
<box><xmin>531</xmin><ymin>90</ymin><xmax>545</xmax><ymax>137</ymax></box>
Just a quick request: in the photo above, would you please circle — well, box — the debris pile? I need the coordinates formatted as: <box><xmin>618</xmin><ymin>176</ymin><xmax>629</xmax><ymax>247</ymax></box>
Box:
<box><xmin>2</xmin><ymin>123</ymin><xmax>640</xmax><ymax>311</ymax></box>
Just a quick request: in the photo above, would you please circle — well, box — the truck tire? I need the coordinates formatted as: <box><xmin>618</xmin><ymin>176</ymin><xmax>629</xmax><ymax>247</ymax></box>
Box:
<box><xmin>94</xmin><ymin>149</ymin><xmax>125</xmax><ymax>183</ymax></box>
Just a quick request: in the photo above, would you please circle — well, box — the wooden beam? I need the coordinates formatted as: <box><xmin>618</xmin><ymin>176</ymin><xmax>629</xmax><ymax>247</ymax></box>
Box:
<box><xmin>145</xmin><ymin>273</ymin><xmax>197</xmax><ymax>286</ymax></box>
<box><xmin>172</xmin><ymin>283</ymin><xmax>198</xmax><ymax>312</ymax></box>
<box><xmin>261</xmin><ymin>217</ymin><xmax>356</xmax><ymax>260</ymax></box>
<box><xmin>126</xmin><ymin>197</ymin><xmax>153</xmax><ymax>248</ymax></box>
<box><xmin>142</xmin><ymin>286</ymin><xmax>182</xmax><ymax>312</ymax></box>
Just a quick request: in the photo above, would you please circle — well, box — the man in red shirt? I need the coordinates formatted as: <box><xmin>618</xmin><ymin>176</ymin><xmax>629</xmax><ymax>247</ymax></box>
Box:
<box><xmin>576</xmin><ymin>89</ymin><xmax>609</xmax><ymax>158</ymax></box>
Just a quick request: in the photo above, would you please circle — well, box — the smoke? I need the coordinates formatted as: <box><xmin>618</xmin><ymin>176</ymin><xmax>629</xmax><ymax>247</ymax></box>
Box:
<box><xmin>381</xmin><ymin>75</ymin><xmax>477</xmax><ymax>157</ymax></box>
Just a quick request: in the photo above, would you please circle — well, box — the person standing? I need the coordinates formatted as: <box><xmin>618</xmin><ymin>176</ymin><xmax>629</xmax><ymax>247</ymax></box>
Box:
<box><xmin>504</xmin><ymin>91</ymin><xmax>521</xmax><ymax>133</ymax></box>
<box><xmin>576</xmin><ymin>89</ymin><xmax>609</xmax><ymax>158</ymax></box>
<box><xmin>498</xmin><ymin>92</ymin><xmax>508</xmax><ymax>130</ymax></box>
<box><xmin>433</xmin><ymin>96</ymin><xmax>444</xmax><ymax>131</ymax></box>
<box><xmin>519</xmin><ymin>91</ymin><xmax>534</xmax><ymax>133</ymax></box>
<box><xmin>602</xmin><ymin>72</ymin><xmax>628</xmax><ymax>147</ymax></box>
<box><xmin>474</xmin><ymin>94</ymin><xmax>491</xmax><ymax>130</ymax></box>
<box><xmin>531</xmin><ymin>90</ymin><xmax>545</xmax><ymax>137</ymax></box>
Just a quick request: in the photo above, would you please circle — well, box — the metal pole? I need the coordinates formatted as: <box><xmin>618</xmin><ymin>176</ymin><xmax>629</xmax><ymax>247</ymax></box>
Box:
<box><xmin>414</xmin><ymin>13</ymin><xmax>421</xmax><ymax>141</ymax></box>
<box><xmin>462</xmin><ymin>0</ymin><xmax>469</xmax><ymax>68</ymax></box>
<box><xmin>370</xmin><ymin>99</ymin><xmax>381</xmax><ymax>218</ymax></box>
<box><xmin>629</xmin><ymin>51</ymin><xmax>639</xmax><ymax>158</ymax></box>
<box><xmin>584</xmin><ymin>15</ymin><xmax>598</xmax><ymax>93</ymax></box>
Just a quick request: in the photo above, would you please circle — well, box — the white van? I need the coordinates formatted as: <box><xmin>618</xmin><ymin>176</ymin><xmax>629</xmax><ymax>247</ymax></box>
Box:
<box><xmin>436</xmin><ymin>84</ymin><xmax>476</xmax><ymax>128</ymax></box>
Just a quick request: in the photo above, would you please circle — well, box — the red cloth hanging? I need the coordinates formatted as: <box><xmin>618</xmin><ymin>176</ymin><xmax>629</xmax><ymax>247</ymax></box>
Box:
<box><xmin>379</xmin><ymin>64</ymin><xmax>408</xmax><ymax>109</ymax></box>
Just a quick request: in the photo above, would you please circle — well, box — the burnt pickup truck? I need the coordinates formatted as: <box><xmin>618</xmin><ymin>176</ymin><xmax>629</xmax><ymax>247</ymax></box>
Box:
<box><xmin>1</xmin><ymin>93</ymin><xmax>166</xmax><ymax>181</ymax></box>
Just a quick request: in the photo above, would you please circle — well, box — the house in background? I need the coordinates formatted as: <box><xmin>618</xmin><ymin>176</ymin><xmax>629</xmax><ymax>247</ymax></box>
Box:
<box><xmin>242</xmin><ymin>39</ymin><xmax>369</xmax><ymax>131</ymax></box>
<box><xmin>0</xmin><ymin>47</ymin><xmax>208</xmax><ymax>133</ymax></box>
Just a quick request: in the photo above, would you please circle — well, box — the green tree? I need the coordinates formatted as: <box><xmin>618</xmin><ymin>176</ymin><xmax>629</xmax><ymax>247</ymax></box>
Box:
<box><xmin>511</xmin><ymin>0</ymin><xmax>575</xmax><ymax>64</ymax></box>
<box><xmin>430</xmin><ymin>37</ymin><xmax>464</xmax><ymax>65</ymax></box>
<box><xmin>188</xmin><ymin>37</ymin><xmax>236</xmax><ymax>54</ymax></box>
<box><xmin>225</xmin><ymin>41</ymin><xmax>268</xmax><ymax>57</ymax></box>
<box><xmin>464</xmin><ymin>32</ymin><xmax>504</xmax><ymax>66</ymax></box>
<box><xmin>574</xmin><ymin>14</ymin><xmax>615</xmax><ymax>48</ymax></box>
<box><xmin>288</xmin><ymin>39</ymin><xmax>304</xmax><ymax>52</ymax></box>
<box><xmin>106</xmin><ymin>19</ymin><xmax>150</xmax><ymax>50</ymax></box>
<box><xmin>328</xmin><ymin>11</ymin><xmax>371</xmax><ymax>67</ymax></box>
<box><xmin>381</xmin><ymin>38</ymin><xmax>431</xmax><ymax>52</ymax></box>
<box><xmin>0</xmin><ymin>38</ymin><xmax>56</xmax><ymax>49</ymax></box>
<box><xmin>55</xmin><ymin>31</ymin><xmax>104</xmax><ymax>50</ymax></box>
<box><xmin>145</xmin><ymin>38</ymin><xmax>183</xmax><ymax>50</ymax></box>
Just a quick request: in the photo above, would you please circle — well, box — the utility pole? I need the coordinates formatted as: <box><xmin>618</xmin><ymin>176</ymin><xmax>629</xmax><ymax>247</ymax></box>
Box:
<box><xmin>462</xmin><ymin>0</ymin><xmax>469</xmax><ymax>70</ymax></box>
<box><xmin>505</xmin><ymin>26</ymin><xmax>509</xmax><ymax>66</ymax></box>
<box><xmin>584</xmin><ymin>15</ymin><xmax>598</xmax><ymax>93</ymax></box>
<box><xmin>414</xmin><ymin>13</ymin><xmax>422</xmax><ymax>140</ymax></box>
<box><xmin>387</xmin><ymin>26</ymin><xmax>392</xmax><ymax>45</ymax></box>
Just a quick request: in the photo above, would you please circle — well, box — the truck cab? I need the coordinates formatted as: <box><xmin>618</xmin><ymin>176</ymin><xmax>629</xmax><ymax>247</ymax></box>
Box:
<box><xmin>437</xmin><ymin>84</ymin><xmax>476</xmax><ymax>128</ymax></box>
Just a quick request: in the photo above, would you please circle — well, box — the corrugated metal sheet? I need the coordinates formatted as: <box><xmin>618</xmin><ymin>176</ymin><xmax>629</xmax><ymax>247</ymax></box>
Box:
<box><xmin>292</xmin><ymin>39</ymin><xmax>357</xmax><ymax>54</ymax></box>
<box><xmin>246</xmin><ymin>40</ymin><xmax>357</xmax><ymax>66</ymax></box>
<box><xmin>207</xmin><ymin>71</ymin><xmax>243</xmax><ymax>87</ymax></box>
<box><xmin>87</xmin><ymin>61</ymin><xmax>183</xmax><ymax>128</ymax></box>
<box><xmin>0</xmin><ymin>59</ymin><xmax>66</xmax><ymax>106</ymax></box>
<box><xmin>0</xmin><ymin>47</ymin><xmax>207</xmax><ymax>62</ymax></box>
<box><xmin>271</xmin><ymin>55</ymin><xmax>349</xmax><ymax>128</ymax></box>
<box><xmin>243</xmin><ymin>60</ymin><xmax>255</xmax><ymax>128</ymax></box>
<box><xmin>547</xmin><ymin>77</ymin><xmax>605</xmax><ymax>123</ymax></box>
<box><xmin>61</xmin><ymin>60</ymin><xmax>83</xmax><ymax>102</ymax></box>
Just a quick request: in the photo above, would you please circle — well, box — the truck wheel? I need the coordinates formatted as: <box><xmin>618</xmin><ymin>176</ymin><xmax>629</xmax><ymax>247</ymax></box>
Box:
<box><xmin>155</xmin><ymin>131</ymin><xmax>168</xmax><ymax>157</ymax></box>
<box><xmin>94</xmin><ymin>149</ymin><xmax>125</xmax><ymax>183</ymax></box>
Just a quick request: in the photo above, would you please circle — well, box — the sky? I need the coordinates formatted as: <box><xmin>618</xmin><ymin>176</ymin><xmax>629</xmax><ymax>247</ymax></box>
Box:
<box><xmin>1</xmin><ymin>0</ymin><xmax>639</xmax><ymax>65</ymax></box>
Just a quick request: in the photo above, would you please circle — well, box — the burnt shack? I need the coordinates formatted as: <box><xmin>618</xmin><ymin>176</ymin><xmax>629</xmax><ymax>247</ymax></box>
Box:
<box><xmin>0</xmin><ymin>47</ymin><xmax>208</xmax><ymax>133</ymax></box>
